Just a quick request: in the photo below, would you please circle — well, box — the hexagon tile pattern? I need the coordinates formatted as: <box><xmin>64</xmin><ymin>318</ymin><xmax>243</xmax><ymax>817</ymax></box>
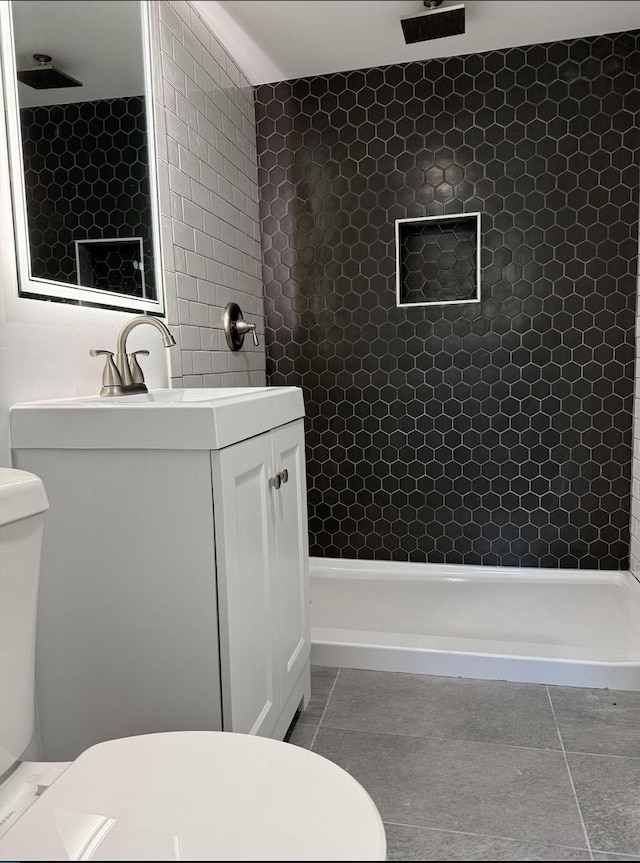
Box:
<box><xmin>256</xmin><ymin>30</ymin><xmax>640</xmax><ymax>569</ymax></box>
<box><xmin>399</xmin><ymin>216</ymin><xmax>478</xmax><ymax>304</ymax></box>
<box><xmin>20</xmin><ymin>95</ymin><xmax>155</xmax><ymax>299</ymax></box>
<box><xmin>77</xmin><ymin>240</ymin><xmax>145</xmax><ymax>295</ymax></box>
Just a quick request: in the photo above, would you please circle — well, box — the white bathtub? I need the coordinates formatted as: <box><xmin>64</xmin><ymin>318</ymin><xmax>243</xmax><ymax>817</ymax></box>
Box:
<box><xmin>310</xmin><ymin>558</ymin><xmax>640</xmax><ymax>690</ymax></box>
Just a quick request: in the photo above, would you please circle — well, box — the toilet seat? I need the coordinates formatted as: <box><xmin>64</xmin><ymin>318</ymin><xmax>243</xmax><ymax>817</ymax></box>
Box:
<box><xmin>0</xmin><ymin>731</ymin><xmax>386</xmax><ymax>861</ymax></box>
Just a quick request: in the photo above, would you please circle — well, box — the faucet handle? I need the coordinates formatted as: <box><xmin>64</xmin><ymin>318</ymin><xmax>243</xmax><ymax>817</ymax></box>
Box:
<box><xmin>129</xmin><ymin>350</ymin><xmax>150</xmax><ymax>386</ymax></box>
<box><xmin>89</xmin><ymin>349</ymin><xmax>123</xmax><ymax>396</ymax></box>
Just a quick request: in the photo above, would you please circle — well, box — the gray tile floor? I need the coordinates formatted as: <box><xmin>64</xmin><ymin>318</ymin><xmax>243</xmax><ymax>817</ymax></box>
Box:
<box><xmin>287</xmin><ymin>667</ymin><xmax>640</xmax><ymax>861</ymax></box>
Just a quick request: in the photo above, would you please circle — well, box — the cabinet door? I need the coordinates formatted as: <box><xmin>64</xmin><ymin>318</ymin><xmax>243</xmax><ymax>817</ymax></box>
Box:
<box><xmin>211</xmin><ymin>434</ymin><xmax>278</xmax><ymax>737</ymax></box>
<box><xmin>271</xmin><ymin>420</ymin><xmax>310</xmax><ymax>703</ymax></box>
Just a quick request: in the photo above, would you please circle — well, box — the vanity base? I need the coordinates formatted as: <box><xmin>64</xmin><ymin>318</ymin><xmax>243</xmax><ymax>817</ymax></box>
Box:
<box><xmin>12</xmin><ymin>389</ymin><xmax>309</xmax><ymax>761</ymax></box>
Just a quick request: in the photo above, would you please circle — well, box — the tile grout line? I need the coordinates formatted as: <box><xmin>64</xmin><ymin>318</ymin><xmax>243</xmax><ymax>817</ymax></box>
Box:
<box><xmin>305</xmin><ymin>719</ymin><xmax>565</xmax><ymax>755</ymax></box>
<box><xmin>305</xmin><ymin>718</ymin><xmax>640</xmax><ymax>761</ymax></box>
<box><xmin>546</xmin><ymin>685</ymin><xmax>593</xmax><ymax>861</ymax></box>
<box><xmin>309</xmin><ymin>668</ymin><xmax>341</xmax><ymax>751</ymax></box>
<box><xmin>382</xmin><ymin>818</ymin><xmax>591</xmax><ymax>854</ymax></box>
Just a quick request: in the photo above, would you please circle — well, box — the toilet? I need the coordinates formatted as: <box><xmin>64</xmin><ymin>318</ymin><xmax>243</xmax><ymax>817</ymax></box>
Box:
<box><xmin>0</xmin><ymin>469</ymin><xmax>386</xmax><ymax>861</ymax></box>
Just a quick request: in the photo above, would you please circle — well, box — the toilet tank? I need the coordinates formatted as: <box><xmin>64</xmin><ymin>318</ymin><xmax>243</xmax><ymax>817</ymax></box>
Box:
<box><xmin>0</xmin><ymin>469</ymin><xmax>48</xmax><ymax>776</ymax></box>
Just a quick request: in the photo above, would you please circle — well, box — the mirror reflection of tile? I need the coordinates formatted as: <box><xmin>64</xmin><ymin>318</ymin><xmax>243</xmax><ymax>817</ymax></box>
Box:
<box><xmin>19</xmin><ymin>95</ymin><xmax>155</xmax><ymax>301</ymax></box>
<box><xmin>75</xmin><ymin>238</ymin><xmax>146</xmax><ymax>298</ymax></box>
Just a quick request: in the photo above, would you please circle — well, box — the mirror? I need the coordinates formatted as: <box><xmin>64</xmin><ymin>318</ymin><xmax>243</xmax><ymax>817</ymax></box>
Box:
<box><xmin>0</xmin><ymin>0</ymin><xmax>164</xmax><ymax>314</ymax></box>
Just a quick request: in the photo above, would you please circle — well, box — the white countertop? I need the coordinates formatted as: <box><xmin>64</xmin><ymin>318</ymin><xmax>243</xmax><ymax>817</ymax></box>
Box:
<box><xmin>10</xmin><ymin>387</ymin><xmax>305</xmax><ymax>450</ymax></box>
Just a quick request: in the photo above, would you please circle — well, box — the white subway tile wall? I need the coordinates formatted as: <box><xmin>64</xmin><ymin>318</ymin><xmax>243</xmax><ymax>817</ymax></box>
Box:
<box><xmin>150</xmin><ymin>0</ymin><xmax>265</xmax><ymax>388</ymax></box>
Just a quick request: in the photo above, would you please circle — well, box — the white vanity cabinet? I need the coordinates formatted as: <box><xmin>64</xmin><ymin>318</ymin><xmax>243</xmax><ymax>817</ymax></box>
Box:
<box><xmin>10</xmin><ymin>387</ymin><xmax>310</xmax><ymax>761</ymax></box>
<box><xmin>213</xmin><ymin>420</ymin><xmax>309</xmax><ymax>738</ymax></box>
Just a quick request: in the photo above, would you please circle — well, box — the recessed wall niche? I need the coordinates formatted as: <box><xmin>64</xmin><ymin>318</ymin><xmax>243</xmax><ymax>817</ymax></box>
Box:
<box><xmin>75</xmin><ymin>237</ymin><xmax>146</xmax><ymax>298</ymax></box>
<box><xmin>395</xmin><ymin>212</ymin><xmax>481</xmax><ymax>307</ymax></box>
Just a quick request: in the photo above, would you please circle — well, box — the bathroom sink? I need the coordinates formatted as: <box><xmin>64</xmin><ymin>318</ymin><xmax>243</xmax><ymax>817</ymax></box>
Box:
<box><xmin>10</xmin><ymin>387</ymin><xmax>304</xmax><ymax>451</ymax></box>
<box><xmin>132</xmin><ymin>387</ymin><xmax>261</xmax><ymax>403</ymax></box>
<box><xmin>80</xmin><ymin>387</ymin><xmax>265</xmax><ymax>404</ymax></box>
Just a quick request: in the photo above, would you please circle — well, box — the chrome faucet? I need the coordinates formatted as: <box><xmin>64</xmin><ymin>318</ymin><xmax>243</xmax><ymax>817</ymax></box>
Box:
<box><xmin>90</xmin><ymin>316</ymin><xmax>176</xmax><ymax>397</ymax></box>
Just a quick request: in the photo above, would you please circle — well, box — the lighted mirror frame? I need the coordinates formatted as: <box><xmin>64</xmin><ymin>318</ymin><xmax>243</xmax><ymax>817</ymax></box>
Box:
<box><xmin>0</xmin><ymin>0</ymin><xmax>165</xmax><ymax>314</ymax></box>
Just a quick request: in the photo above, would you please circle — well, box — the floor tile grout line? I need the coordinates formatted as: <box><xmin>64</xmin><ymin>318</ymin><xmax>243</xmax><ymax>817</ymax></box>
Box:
<box><xmin>309</xmin><ymin>667</ymin><xmax>341</xmax><ymax>751</ymax></box>
<box><xmin>546</xmin><ymin>685</ymin><xmax>593</xmax><ymax>861</ymax></box>
<box><xmin>312</xmin><ymin>720</ymin><xmax>566</xmax><ymax>755</ymax></box>
<box><xmin>312</xmin><ymin>720</ymin><xmax>640</xmax><ymax>762</ymax></box>
<box><xmin>381</xmin><ymin>819</ymin><xmax>591</xmax><ymax>854</ymax></box>
<box><xmin>555</xmin><ymin>748</ymin><xmax>640</xmax><ymax>761</ymax></box>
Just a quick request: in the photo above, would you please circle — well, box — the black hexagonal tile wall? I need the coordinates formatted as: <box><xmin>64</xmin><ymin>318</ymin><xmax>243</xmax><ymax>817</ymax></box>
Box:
<box><xmin>20</xmin><ymin>95</ymin><xmax>155</xmax><ymax>298</ymax></box>
<box><xmin>256</xmin><ymin>30</ymin><xmax>640</xmax><ymax>569</ymax></box>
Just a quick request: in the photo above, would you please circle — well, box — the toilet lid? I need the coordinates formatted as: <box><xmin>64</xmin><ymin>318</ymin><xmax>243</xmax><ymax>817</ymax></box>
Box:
<box><xmin>0</xmin><ymin>731</ymin><xmax>386</xmax><ymax>861</ymax></box>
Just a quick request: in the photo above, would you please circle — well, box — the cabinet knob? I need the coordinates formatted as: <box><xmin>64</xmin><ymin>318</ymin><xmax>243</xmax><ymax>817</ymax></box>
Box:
<box><xmin>269</xmin><ymin>474</ymin><xmax>282</xmax><ymax>490</ymax></box>
<box><xmin>278</xmin><ymin>469</ymin><xmax>289</xmax><ymax>484</ymax></box>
